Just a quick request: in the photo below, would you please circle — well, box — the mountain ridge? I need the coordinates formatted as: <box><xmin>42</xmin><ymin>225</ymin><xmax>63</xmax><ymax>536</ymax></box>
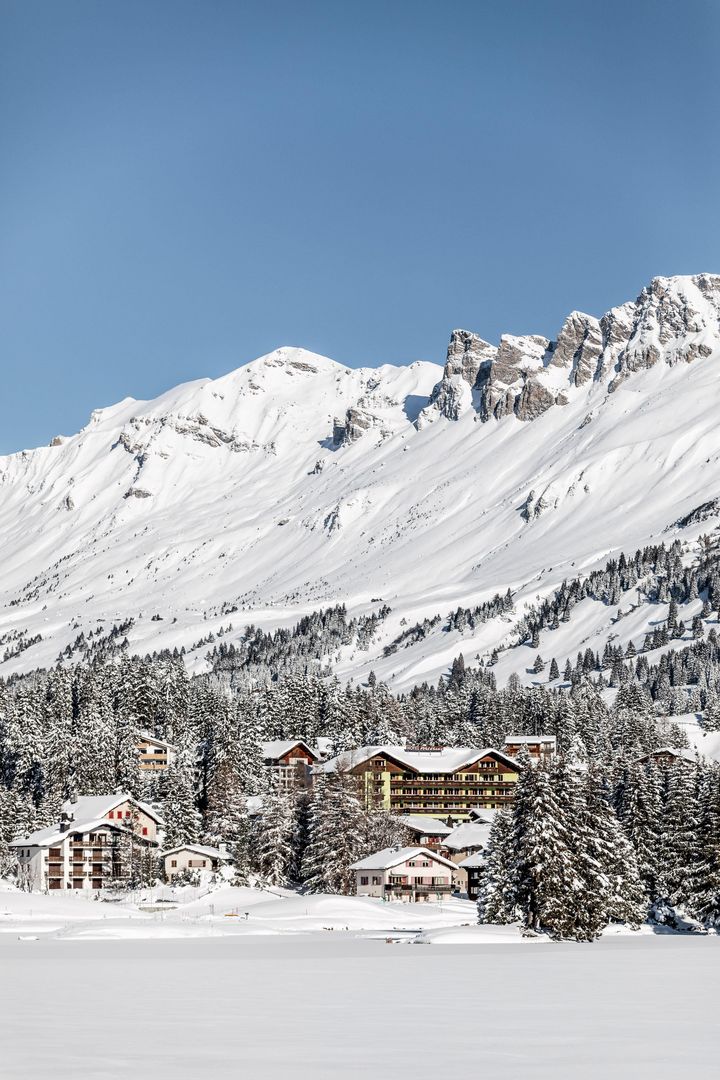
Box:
<box><xmin>2</xmin><ymin>274</ymin><xmax>720</xmax><ymax>689</ymax></box>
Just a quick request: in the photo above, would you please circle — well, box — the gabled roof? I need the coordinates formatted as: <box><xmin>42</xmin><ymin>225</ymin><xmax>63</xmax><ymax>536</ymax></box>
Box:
<box><xmin>398</xmin><ymin>815</ymin><xmax>452</xmax><ymax>837</ymax></box>
<box><xmin>349</xmin><ymin>846</ymin><xmax>457</xmax><ymax>872</ymax></box>
<box><xmin>468</xmin><ymin>807</ymin><xmax>499</xmax><ymax>823</ymax></box>
<box><xmin>261</xmin><ymin>739</ymin><xmax>318</xmax><ymax>762</ymax></box>
<box><xmin>457</xmin><ymin>851</ymin><xmax>486</xmax><ymax>869</ymax></box>
<box><xmin>323</xmin><ymin>745</ymin><xmax>520</xmax><ymax>776</ymax></box>
<box><xmin>503</xmin><ymin>734</ymin><xmax>557</xmax><ymax>745</ymax></box>
<box><xmin>163</xmin><ymin>844</ymin><xmax>228</xmax><ymax>861</ymax></box>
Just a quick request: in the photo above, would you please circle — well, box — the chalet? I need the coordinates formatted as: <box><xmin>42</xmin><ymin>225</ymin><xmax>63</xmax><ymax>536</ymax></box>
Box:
<box><xmin>262</xmin><ymin>740</ymin><xmax>319</xmax><ymax>791</ymax></box>
<box><xmin>349</xmin><ymin>846</ymin><xmax>457</xmax><ymax>902</ymax></box>
<box><xmin>10</xmin><ymin>794</ymin><xmax>163</xmax><ymax>892</ymax></box>
<box><xmin>136</xmin><ymin>733</ymin><xmax>176</xmax><ymax>772</ymax></box>
<box><xmin>164</xmin><ymin>844</ymin><xmax>229</xmax><ymax>880</ymax></box>
<box><xmin>324</xmin><ymin>745</ymin><xmax>521</xmax><ymax>819</ymax></box>
<box><xmin>636</xmin><ymin>746</ymin><xmax>698</xmax><ymax>768</ymax></box>
<box><xmin>503</xmin><ymin>735</ymin><xmax>557</xmax><ymax>763</ymax></box>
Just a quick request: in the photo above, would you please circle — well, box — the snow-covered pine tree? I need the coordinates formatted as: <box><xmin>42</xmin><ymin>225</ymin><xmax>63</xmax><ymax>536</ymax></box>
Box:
<box><xmin>615</xmin><ymin>760</ymin><xmax>662</xmax><ymax>901</ymax></box>
<box><xmin>301</xmin><ymin>769</ymin><xmax>366</xmax><ymax>894</ymax></box>
<box><xmin>160</xmin><ymin>747</ymin><xmax>201</xmax><ymax>850</ymax></box>
<box><xmin>256</xmin><ymin>790</ymin><xmax>296</xmax><ymax>887</ymax></box>
<box><xmin>573</xmin><ymin>766</ymin><xmax>645</xmax><ymax>939</ymax></box>
<box><xmin>476</xmin><ymin>807</ymin><xmax>517</xmax><ymax>924</ymax></box>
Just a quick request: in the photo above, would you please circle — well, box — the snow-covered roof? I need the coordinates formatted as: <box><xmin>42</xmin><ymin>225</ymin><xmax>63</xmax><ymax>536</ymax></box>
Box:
<box><xmin>163</xmin><ymin>844</ymin><xmax>228</xmax><ymax>861</ymax></box>
<box><xmin>137</xmin><ymin>731</ymin><xmax>176</xmax><ymax>750</ymax></box>
<box><xmin>11</xmin><ymin>794</ymin><xmax>163</xmax><ymax>848</ymax></box>
<box><xmin>261</xmin><ymin>740</ymin><xmax>318</xmax><ymax>761</ymax></box>
<box><xmin>323</xmin><ymin>745</ymin><xmax>519</xmax><ymax>776</ymax></box>
<box><xmin>349</xmin><ymin>846</ymin><xmax>457</xmax><ymax>872</ymax></box>
<box><xmin>442</xmin><ymin>821</ymin><xmax>493</xmax><ymax>852</ymax></box>
<box><xmin>467</xmin><ymin>807</ymin><xmax>499</xmax><ymax>823</ymax></box>
<box><xmin>398</xmin><ymin>815</ymin><xmax>452</xmax><ymax>837</ymax></box>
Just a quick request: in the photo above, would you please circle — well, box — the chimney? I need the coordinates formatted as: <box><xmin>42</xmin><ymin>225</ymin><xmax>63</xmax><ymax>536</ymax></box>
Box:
<box><xmin>59</xmin><ymin>809</ymin><xmax>74</xmax><ymax>833</ymax></box>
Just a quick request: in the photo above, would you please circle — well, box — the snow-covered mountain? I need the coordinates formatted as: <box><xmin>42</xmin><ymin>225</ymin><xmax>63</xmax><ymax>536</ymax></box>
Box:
<box><xmin>3</xmin><ymin>273</ymin><xmax>720</xmax><ymax>688</ymax></box>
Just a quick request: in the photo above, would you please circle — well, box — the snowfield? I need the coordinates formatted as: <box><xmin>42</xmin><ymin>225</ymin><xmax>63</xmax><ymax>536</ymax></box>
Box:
<box><xmin>0</xmin><ymin>930</ymin><xmax>717</xmax><ymax>1078</ymax></box>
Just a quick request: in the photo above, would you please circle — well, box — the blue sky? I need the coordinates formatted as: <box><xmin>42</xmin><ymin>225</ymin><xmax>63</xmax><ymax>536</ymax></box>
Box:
<box><xmin>2</xmin><ymin>0</ymin><xmax>719</xmax><ymax>453</ymax></box>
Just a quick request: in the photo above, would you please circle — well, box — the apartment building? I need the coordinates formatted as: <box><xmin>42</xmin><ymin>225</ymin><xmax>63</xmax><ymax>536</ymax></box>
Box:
<box><xmin>10</xmin><ymin>794</ymin><xmax>163</xmax><ymax>891</ymax></box>
<box><xmin>325</xmin><ymin>745</ymin><xmax>521</xmax><ymax>819</ymax></box>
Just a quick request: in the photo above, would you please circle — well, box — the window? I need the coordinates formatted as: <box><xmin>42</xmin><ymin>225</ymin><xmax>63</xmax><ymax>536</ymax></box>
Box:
<box><xmin>125</xmin><ymin>811</ymin><xmax>131</xmax><ymax>818</ymax></box>
<box><xmin>360</xmin><ymin>876</ymin><xmax>369</xmax><ymax>885</ymax></box>
<box><xmin>171</xmin><ymin>860</ymin><xmax>177</xmax><ymax>867</ymax></box>
<box><xmin>142</xmin><ymin>827</ymin><xmax>148</xmax><ymax>836</ymax></box>
<box><xmin>372</xmin><ymin>876</ymin><xmax>381</xmax><ymax>886</ymax></box>
<box><xmin>108</xmin><ymin>811</ymin><xmax>114</xmax><ymax>819</ymax></box>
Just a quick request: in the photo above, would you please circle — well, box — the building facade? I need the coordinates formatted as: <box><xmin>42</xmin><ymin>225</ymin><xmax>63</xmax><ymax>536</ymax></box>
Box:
<box><xmin>502</xmin><ymin>735</ymin><xmax>557</xmax><ymax>763</ymax></box>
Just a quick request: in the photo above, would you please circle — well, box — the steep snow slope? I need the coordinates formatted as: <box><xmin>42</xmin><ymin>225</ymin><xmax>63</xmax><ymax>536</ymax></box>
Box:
<box><xmin>2</xmin><ymin>274</ymin><xmax>720</xmax><ymax>687</ymax></box>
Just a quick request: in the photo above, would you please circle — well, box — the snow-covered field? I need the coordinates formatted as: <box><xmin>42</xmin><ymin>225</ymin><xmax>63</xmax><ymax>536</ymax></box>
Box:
<box><xmin>1</xmin><ymin>931</ymin><xmax>718</xmax><ymax>1078</ymax></box>
<box><xmin>0</xmin><ymin>885</ymin><xmax>719</xmax><ymax>1078</ymax></box>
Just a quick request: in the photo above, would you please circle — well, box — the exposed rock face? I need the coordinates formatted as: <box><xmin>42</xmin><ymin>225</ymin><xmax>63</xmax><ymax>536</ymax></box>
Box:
<box><xmin>423</xmin><ymin>273</ymin><xmax>720</xmax><ymax>426</ymax></box>
<box><xmin>478</xmin><ymin>334</ymin><xmax>551</xmax><ymax>420</ymax></box>
<box><xmin>550</xmin><ymin>311</ymin><xmax>603</xmax><ymax>386</ymax></box>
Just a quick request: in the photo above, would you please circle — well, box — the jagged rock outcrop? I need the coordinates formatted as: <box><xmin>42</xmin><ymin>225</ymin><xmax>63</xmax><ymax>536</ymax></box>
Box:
<box><xmin>478</xmin><ymin>334</ymin><xmax>551</xmax><ymax>421</ymax></box>
<box><xmin>422</xmin><ymin>273</ymin><xmax>720</xmax><ymax>426</ymax></box>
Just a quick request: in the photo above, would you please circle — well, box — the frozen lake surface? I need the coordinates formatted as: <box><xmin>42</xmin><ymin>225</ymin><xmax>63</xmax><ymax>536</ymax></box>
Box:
<box><xmin>1</xmin><ymin>933</ymin><xmax>719</xmax><ymax>1079</ymax></box>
